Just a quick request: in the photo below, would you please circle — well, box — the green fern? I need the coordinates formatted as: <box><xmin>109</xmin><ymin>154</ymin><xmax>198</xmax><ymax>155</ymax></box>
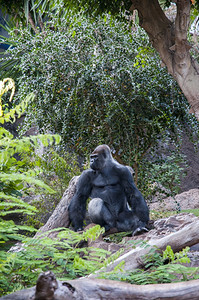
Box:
<box><xmin>0</xmin><ymin>78</ymin><xmax>61</xmax><ymax>255</ymax></box>
<box><xmin>100</xmin><ymin>244</ymin><xmax>199</xmax><ymax>284</ymax></box>
<box><xmin>0</xmin><ymin>93</ymin><xmax>35</xmax><ymax>124</ymax></box>
<box><xmin>163</xmin><ymin>245</ymin><xmax>190</xmax><ymax>264</ymax></box>
<box><xmin>0</xmin><ymin>226</ymin><xmax>114</xmax><ymax>294</ymax></box>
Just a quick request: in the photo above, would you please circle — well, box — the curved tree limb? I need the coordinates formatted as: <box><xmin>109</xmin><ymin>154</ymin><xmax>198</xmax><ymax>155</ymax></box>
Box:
<box><xmin>131</xmin><ymin>0</ymin><xmax>199</xmax><ymax>120</ymax></box>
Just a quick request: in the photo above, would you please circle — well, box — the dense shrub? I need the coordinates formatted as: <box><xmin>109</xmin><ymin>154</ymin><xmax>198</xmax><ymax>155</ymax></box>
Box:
<box><xmin>1</xmin><ymin>12</ymin><xmax>199</xmax><ymax>193</ymax></box>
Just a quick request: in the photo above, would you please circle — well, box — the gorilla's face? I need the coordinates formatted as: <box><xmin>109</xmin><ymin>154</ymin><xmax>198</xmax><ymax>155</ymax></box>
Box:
<box><xmin>90</xmin><ymin>145</ymin><xmax>112</xmax><ymax>170</ymax></box>
<box><xmin>90</xmin><ymin>153</ymin><xmax>106</xmax><ymax>170</ymax></box>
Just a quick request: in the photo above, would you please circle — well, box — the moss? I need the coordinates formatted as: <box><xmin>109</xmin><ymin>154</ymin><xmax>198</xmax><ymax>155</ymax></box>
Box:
<box><xmin>150</xmin><ymin>208</ymin><xmax>199</xmax><ymax>220</ymax></box>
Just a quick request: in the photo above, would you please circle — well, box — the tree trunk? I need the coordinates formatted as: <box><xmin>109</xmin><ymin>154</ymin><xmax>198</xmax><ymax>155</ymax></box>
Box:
<box><xmin>1</xmin><ymin>273</ymin><xmax>199</xmax><ymax>300</ymax></box>
<box><xmin>131</xmin><ymin>0</ymin><xmax>199</xmax><ymax>120</ymax></box>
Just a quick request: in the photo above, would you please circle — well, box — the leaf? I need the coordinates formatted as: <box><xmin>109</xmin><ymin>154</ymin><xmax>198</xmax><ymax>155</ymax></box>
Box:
<box><xmin>0</xmin><ymin>173</ymin><xmax>55</xmax><ymax>193</ymax></box>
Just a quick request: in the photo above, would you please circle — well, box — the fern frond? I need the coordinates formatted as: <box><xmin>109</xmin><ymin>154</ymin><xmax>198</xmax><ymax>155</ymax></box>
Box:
<box><xmin>0</xmin><ymin>127</ymin><xmax>13</xmax><ymax>139</ymax></box>
<box><xmin>0</xmin><ymin>173</ymin><xmax>55</xmax><ymax>193</ymax></box>
<box><xmin>0</xmin><ymin>193</ymin><xmax>37</xmax><ymax>215</ymax></box>
<box><xmin>0</xmin><ymin>134</ymin><xmax>61</xmax><ymax>167</ymax></box>
<box><xmin>0</xmin><ymin>133</ymin><xmax>61</xmax><ymax>150</ymax></box>
<box><xmin>0</xmin><ymin>92</ymin><xmax>35</xmax><ymax>124</ymax></box>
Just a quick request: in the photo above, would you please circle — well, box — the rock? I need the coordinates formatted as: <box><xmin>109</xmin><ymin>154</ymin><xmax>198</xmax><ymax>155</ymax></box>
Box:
<box><xmin>123</xmin><ymin>213</ymin><xmax>199</xmax><ymax>242</ymax></box>
<box><xmin>149</xmin><ymin>188</ymin><xmax>199</xmax><ymax>211</ymax></box>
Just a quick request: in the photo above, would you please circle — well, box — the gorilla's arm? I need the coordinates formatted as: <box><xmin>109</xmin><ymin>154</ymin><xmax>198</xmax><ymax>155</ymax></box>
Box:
<box><xmin>68</xmin><ymin>170</ymin><xmax>92</xmax><ymax>231</ymax></box>
<box><xmin>121</xmin><ymin>167</ymin><xmax>149</xmax><ymax>225</ymax></box>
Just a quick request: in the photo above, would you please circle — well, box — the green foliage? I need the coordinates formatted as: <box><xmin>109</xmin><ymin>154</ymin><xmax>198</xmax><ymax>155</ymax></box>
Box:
<box><xmin>0</xmin><ymin>79</ymin><xmax>80</xmax><ymax>228</ymax></box>
<box><xmin>24</xmin><ymin>147</ymin><xmax>80</xmax><ymax>228</ymax></box>
<box><xmin>139</xmin><ymin>153</ymin><xmax>187</xmax><ymax>202</ymax></box>
<box><xmin>37</xmin><ymin>147</ymin><xmax>80</xmax><ymax>196</ymax></box>
<box><xmin>62</xmin><ymin>0</ymin><xmax>199</xmax><ymax>16</ymax></box>
<box><xmin>0</xmin><ymin>78</ymin><xmax>62</xmax><ymax>264</ymax></box>
<box><xmin>0</xmin><ymin>94</ymin><xmax>33</xmax><ymax>124</ymax></box>
<box><xmin>0</xmin><ymin>225</ymin><xmax>117</xmax><ymax>295</ymax></box>
<box><xmin>1</xmin><ymin>125</ymin><xmax>61</xmax><ymax>196</ymax></box>
<box><xmin>163</xmin><ymin>245</ymin><xmax>190</xmax><ymax>264</ymax></box>
<box><xmin>0</xmin><ymin>78</ymin><xmax>84</xmax><ymax>296</ymax></box>
<box><xmin>1</xmin><ymin>12</ymin><xmax>198</xmax><ymax>191</ymax></box>
<box><xmin>106</xmin><ymin>263</ymin><xmax>199</xmax><ymax>285</ymax></box>
<box><xmin>1</xmin><ymin>0</ymin><xmax>199</xmax><ymax>22</ymax></box>
<box><xmin>0</xmin><ymin>218</ymin><xmax>36</xmax><ymax>245</ymax></box>
<box><xmin>0</xmin><ymin>0</ymin><xmax>67</xmax><ymax>30</ymax></box>
<box><xmin>100</xmin><ymin>245</ymin><xmax>199</xmax><ymax>285</ymax></box>
<box><xmin>1</xmin><ymin>3</ymin><xmax>199</xmax><ymax>204</ymax></box>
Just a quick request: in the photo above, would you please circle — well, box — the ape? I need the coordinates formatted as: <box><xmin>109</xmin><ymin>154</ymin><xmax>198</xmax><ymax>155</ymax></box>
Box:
<box><xmin>68</xmin><ymin>145</ymin><xmax>149</xmax><ymax>234</ymax></box>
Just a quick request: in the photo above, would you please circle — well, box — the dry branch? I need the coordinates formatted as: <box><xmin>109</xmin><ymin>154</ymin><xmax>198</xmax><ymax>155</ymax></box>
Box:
<box><xmin>1</xmin><ymin>274</ymin><xmax>199</xmax><ymax>300</ymax></box>
<box><xmin>89</xmin><ymin>219</ymin><xmax>199</xmax><ymax>275</ymax></box>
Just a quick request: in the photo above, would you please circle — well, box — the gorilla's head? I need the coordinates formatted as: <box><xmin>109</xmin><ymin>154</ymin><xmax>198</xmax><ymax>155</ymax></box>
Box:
<box><xmin>90</xmin><ymin>144</ymin><xmax>112</xmax><ymax>170</ymax></box>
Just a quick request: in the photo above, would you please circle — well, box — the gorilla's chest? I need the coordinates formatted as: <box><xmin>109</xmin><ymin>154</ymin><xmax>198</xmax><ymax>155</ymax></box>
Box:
<box><xmin>90</xmin><ymin>170</ymin><xmax>126</xmax><ymax>206</ymax></box>
<box><xmin>92</xmin><ymin>172</ymin><xmax>119</xmax><ymax>188</ymax></box>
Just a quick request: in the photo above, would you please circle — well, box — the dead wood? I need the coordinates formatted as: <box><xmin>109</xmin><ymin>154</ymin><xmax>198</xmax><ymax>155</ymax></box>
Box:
<box><xmin>34</xmin><ymin>176</ymin><xmax>79</xmax><ymax>238</ymax></box>
<box><xmin>89</xmin><ymin>219</ymin><xmax>199</xmax><ymax>276</ymax></box>
<box><xmin>1</xmin><ymin>271</ymin><xmax>199</xmax><ymax>300</ymax></box>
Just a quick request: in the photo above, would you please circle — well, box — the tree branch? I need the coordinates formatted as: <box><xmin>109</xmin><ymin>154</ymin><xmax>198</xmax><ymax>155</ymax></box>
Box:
<box><xmin>28</xmin><ymin>13</ymin><xmax>39</xmax><ymax>34</ymax></box>
<box><xmin>131</xmin><ymin>0</ymin><xmax>174</xmax><ymax>74</ymax></box>
<box><xmin>89</xmin><ymin>219</ymin><xmax>199</xmax><ymax>275</ymax></box>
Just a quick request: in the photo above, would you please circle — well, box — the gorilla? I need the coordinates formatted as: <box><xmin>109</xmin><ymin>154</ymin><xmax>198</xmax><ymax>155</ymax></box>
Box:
<box><xmin>68</xmin><ymin>145</ymin><xmax>149</xmax><ymax>235</ymax></box>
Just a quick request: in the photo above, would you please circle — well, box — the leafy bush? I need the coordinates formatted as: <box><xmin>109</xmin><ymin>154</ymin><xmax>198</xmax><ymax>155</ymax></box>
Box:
<box><xmin>0</xmin><ymin>79</ymin><xmax>109</xmax><ymax>296</ymax></box>
<box><xmin>24</xmin><ymin>147</ymin><xmax>80</xmax><ymax>227</ymax></box>
<box><xmin>139</xmin><ymin>153</ymin><xmax>187</xmax><ymax>201</ymax></box>
<box><xmin>1</xmin><ymin>10</ymin><xmax>199</xmax><ymax>192</ymax></box>
<box><xmin>0</xmin><ymin>77</ymin><xmax>80</xmax><ymax>227</ymax></box>
<box><xmin>0</xmin><ymin>78</ymin><xmax>62</xmax><ymax>292</ymax></box>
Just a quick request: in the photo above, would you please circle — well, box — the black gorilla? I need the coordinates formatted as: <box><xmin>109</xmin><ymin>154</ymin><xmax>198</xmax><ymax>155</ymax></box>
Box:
<box><xmin>68</xmin><ymin>145</ymin><xmax>149</xmax><ymax>234</ymax></box>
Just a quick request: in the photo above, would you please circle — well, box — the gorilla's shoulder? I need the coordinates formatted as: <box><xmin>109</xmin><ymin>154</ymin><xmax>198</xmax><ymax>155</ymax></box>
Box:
<box><xmin>81</xmin><ymin>168</ymin><xmax>95</xmax><ymax>177</ymax></box>
<box><xmin>113</xmin><ymin>163</ymin><xmax>130</xmax><ymax>174</ymax></box>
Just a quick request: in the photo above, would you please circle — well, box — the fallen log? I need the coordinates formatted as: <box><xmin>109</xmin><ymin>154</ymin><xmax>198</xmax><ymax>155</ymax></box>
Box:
<box><xmin>1</xmin><ymin>271</ymin><xmax>199</xmax><ymax>300</ymax></box>
<box><xmin>34</xmin><ymin>176</ymin><xmax>79</xmax><ymax>238</ymax></box>
<box><xmin>89</xmin><ymin>219</ymin><xmax>199</xmax><ymax>275</ymax></box>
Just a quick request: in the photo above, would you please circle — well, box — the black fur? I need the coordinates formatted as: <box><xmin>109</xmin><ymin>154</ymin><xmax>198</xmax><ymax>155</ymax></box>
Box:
<box><xmin>68</xmin><ymin>145</ymin><xmax>149</xmax><ymax>234</ymax></box>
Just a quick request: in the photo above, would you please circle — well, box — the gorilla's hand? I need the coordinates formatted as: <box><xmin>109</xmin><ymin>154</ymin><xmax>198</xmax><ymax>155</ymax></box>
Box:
<box><xmin>132</xmin><ymin>227</ymin><xmax>149</xmax><ymax>236</ymax></box>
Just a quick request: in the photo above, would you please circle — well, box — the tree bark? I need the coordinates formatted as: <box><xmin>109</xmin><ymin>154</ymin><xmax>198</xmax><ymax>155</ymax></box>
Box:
<box><xmin>1</xmin><ymin>274</ymin><xmax>199</xmax><ymax>300</ymax></box>
<box><xmin>131</xmin><ymin>0</ymin><xmax>199</xmax><ymax>120</ymax></box>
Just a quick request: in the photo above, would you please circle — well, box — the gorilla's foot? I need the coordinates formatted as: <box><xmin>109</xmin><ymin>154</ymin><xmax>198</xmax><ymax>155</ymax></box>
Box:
<box><xmin>76</xmin><ymin>227</ymin><xmax>83</xmax><ymax>232</ymax></box>
<box><xmin>132</xmin><ymin>227</ymin><xmax>149</xmax><ymax>236</ymax></box>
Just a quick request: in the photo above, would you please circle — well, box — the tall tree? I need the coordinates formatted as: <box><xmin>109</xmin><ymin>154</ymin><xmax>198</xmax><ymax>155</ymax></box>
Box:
<box><xmin>62</xmin><ymin>0</ymin><xmax>199</xmax><ymax>121</ymax></box>
<box><xmin>130</xmin><ymin>0</ymin><xmax>199</xmax><ymax>120</ymax></box>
